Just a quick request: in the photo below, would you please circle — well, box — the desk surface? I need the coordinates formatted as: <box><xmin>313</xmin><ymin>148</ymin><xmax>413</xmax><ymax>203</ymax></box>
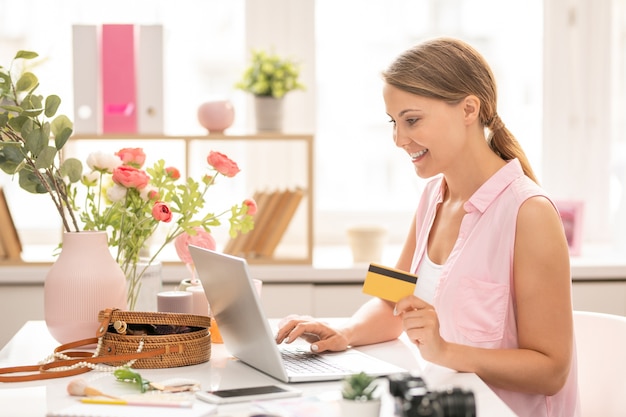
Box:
<box><xmin>0</xmin><ymin>320</ymin><xmax>517</xmax><ymax>417</ymax></box>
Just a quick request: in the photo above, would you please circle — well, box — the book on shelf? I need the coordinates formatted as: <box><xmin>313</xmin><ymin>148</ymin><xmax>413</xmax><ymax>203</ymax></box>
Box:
<box><xmin>223</xmin><ymin>189</ymin><xmax>268</xmax><ymax>257</ymax></box>
<box><xmin>223</xmin><ymin>187</ymin><xmax>305</xmax><ymax>260</ymax></box>
<box><xmin>0</xmin><ymin>187</ymin><xmax>22</xmax><ymax>261</ymax></box>
<box><xmin>237</xmin><ymin>188</ymin><xmax>284</xmax><ymax>256</ymax></box>
<box><xmin>253</xmin><ymin>187</ymin><xmax>305</xmax><ymax>258</ymax></box>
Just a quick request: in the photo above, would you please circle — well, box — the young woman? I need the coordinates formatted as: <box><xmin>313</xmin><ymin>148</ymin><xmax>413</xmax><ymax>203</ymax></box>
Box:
<box><xmin>276</xmin><ymin>37</ymin><xmax>580</xmax><ymax>417</ymax></box>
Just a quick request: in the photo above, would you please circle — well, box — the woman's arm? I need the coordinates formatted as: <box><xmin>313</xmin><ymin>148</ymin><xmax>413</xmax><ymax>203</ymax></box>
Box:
<box><xmin>396</xmin><ymin>196</ymin><xmax>573</xmax><ymax>395</ymax></box>
<box><xmin>276</xmin><ymin>215</ymin><xmax>419</xmax><ymax>351</ymax></box>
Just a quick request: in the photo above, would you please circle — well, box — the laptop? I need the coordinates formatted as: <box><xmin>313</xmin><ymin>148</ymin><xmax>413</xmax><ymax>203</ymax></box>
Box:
<box><xmin>188</xmin><ymin>245</ymin><xmax>407</xmax><ymax>383</ymax></box>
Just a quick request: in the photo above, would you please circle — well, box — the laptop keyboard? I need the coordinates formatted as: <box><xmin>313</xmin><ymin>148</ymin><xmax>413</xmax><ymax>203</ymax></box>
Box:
<box><xmin>280</xmin><ymin>347</ymin><xmax>350</xmax><ymax>374</ymax></box>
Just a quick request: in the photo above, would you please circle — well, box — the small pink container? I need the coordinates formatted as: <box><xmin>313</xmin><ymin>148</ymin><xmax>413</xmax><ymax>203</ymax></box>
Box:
<box><xmin>157</xmin><ymin>290</ymin><xmax>193</xmax><ymax>314</ymax></box>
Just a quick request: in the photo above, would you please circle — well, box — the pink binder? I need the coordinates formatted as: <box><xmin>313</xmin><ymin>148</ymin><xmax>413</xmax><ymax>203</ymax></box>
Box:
<box><xmin>101</xmin><ymin>24</ymin><xmax>137</xmax><ymax>133</ymax></box>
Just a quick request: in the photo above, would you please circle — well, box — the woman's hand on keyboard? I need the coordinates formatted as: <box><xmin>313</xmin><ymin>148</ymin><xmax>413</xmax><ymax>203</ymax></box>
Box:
<box><xmin>275</xmin><ymin>315</ymin><xmax>350</xmax><ymax>353</ymax></box>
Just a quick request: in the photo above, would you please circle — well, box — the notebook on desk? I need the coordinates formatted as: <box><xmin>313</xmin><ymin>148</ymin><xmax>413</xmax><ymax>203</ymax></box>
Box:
<box><xmin>188</xmin><ymin>245</ymin><xmax>407</xmax><ymax>383</ymax></box>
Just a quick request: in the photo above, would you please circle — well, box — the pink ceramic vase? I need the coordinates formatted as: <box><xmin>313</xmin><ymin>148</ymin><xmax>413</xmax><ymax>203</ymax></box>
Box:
<box><xmin>44</xmin><ymin>231</ymin><xmax>127</xmax><ymax>344</ymax></box>
<box><xmin>197</xmin><ymin>100</ymin><xmax>235</xmax><ymax>134</ymax></box>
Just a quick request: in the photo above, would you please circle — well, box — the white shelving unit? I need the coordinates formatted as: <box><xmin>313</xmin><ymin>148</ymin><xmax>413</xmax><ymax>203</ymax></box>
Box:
<box><xmin>65</xmin><ymin>132</ymin><xmax>315</xmax><ymax>264</ymax></box>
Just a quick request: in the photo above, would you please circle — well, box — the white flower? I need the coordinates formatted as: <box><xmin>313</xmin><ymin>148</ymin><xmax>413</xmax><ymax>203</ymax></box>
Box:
<box><xmin>106</xmin><ymin>184</ymin><xmax>127</xmax><ymax>202</ymax></box>
<box><xmin>87</xmin><ymin>151</ymin><xmax>122</xmax><ymax>173</ymax></box>
<box><xmin>82</xmin><ymin>171</ymin><xmax>100</xmax><ymax>186</ymax></box>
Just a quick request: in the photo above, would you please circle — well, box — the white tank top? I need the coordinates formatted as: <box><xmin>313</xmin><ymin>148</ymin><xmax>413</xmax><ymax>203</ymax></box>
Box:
<box><xmin>414</xmin><ymin>250</ymin><xmax>444</xmax><ymax>304</ymax></box>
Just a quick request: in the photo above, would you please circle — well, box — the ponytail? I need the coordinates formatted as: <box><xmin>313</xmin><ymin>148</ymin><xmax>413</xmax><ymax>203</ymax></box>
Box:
<box><xmin>486</xmin><ymin>114</ymin><xmax>538</xmax><ymax>183</ymax></box>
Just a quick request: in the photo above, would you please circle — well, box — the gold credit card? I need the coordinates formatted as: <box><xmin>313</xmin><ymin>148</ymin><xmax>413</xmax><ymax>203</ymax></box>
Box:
<box><xmin>362</xmin><ymin>263</ymin><xmax>418</xmax><ymax>302</ymax></box>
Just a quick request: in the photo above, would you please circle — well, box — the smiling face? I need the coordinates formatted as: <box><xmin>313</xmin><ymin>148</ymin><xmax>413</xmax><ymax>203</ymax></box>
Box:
<box><xmin>383</xmin><ymin>83</ymin><xmax>470</xmax><ymax>179</ymax></box>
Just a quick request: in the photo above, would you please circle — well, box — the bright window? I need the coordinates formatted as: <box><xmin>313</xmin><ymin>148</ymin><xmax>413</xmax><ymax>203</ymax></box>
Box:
<box><xmin>314</xmin><ymin>0</ymin><xmax>543</xmax><ymax>243</ymax></box>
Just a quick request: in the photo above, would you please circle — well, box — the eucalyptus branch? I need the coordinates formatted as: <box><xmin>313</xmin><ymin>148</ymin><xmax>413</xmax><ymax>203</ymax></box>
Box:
<box><xmin>53</xmin><ymin>174</ymin><xmax>81</xmax><ymax>232</ymax></box>
<box><xmin>20</xmin><ymin>154</ymin><xmax>72</xmax><ymax>232</ymax></box>
<box><xmin>1</xmin><ymin>50</ymin><xmax>80</xmax><ymax>233</ymax></box>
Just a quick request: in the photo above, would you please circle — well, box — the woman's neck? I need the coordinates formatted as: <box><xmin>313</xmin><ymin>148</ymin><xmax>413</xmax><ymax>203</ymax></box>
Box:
<box><xmin>443</xmin><ymin>147</ymin><xmax>507</xmax><ymax>204</ymax></box>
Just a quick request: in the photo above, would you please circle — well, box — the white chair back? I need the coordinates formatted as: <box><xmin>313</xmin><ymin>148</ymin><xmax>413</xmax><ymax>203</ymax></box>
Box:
<box><xmin>573</xmin><ymin>310</ymin><xmax>626</xmax><ymax>417</ymax></box>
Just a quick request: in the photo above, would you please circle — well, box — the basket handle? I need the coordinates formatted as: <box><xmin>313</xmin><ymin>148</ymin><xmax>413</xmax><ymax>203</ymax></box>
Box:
<box><xmin>0</xmin><ymin>336</ymin><xmax>183</xmax><ymax>383</ymax></box>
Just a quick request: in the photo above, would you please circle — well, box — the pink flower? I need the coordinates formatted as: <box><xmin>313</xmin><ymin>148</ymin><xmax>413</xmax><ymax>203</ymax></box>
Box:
<box><xmin>243</xmin><ymin>198</ymin><xmax>258</xmax><ymax>215</ymax></box>
<box><xmin>207</xmin><ymin>151</ymin><xmax>240</xmax><ymax>178</ymax></box>
<box><xmin>165</xmin><ymin>166</ymin><xmax>181</xmax><ymax>180</ymax></box>
<box><xmin>152</xmin><ymin>201</ymin><xmax>172</xmax><ymax>222</ymax></box>
<box><xmin>147</xmin><ymin>189</ymin><xmax>160</xmax><ymax>201</ymax></box>
<box><xmin>112</xmin><ymin>166</ymin><xmax>150</xmax><ymax>189</ymax></box>
<box><xmin>175</xmin><ymin>227</ymin><xmax>217</xmax><ymax>264</ymax></box>
<box><xmin>116</xmin><ymin>148</ymin><xmax>146</xmax><ymax>168</ymax></box>
<box><xmin>139</xmin><ymin>185</ymin><xmax>159</xmax><ymax>201</ymax></box>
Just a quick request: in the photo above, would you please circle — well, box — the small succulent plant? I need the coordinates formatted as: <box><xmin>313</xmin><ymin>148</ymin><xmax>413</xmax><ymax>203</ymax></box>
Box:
<box><xmin>341</xmin><ymin>371</ymin><xmax>380</xmax><ymax>401</ymax></box>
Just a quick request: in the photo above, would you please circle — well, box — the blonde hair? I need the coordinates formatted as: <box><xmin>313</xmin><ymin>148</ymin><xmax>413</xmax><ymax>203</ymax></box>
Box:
<box><xmin>382</xmin><ymin>37</ymin><xmax>538</xmax><ymax>183</ymax></box>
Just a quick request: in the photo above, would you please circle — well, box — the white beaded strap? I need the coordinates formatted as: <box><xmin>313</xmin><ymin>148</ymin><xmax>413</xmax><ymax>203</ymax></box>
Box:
<box><xmin>39</xmin><ymin>338</ymin><xmax>145</xmax><ymax>373</ymax></box>
<box><xmin>39</xmin><ymin>337</ymin><xmax>105</xmax><ymax>364</ymax></box>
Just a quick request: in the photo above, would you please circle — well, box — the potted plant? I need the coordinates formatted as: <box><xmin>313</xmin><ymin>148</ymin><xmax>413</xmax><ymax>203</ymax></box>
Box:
<box><xmin>235</xmin><ymin>49</ymin><xmax>305</xmax><ymax>131</ymax></box>
<box><xmin>340</xmin><ymin>371</ymin><xmax>382</xmax><ymax>417</ymax></box>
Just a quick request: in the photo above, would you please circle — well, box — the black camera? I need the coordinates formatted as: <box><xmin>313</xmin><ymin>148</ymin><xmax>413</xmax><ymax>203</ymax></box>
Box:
<box><xmin>387</xmin><ymin>372</ymin><xmax>476</xmax><ymax>417</ymax></box>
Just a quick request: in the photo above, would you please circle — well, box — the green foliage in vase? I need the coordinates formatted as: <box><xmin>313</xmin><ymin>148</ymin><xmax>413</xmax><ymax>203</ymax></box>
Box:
<box><xmin>0</xmin><ymin>50</ymin><xmax>81</xmax><ymax>232</ymax></box>
<box><xmin>1</xmin><ymin>51</ymin><xmax>256</xmax><ymax>310</ymax></box>
<box><xmin>235</xmin><ymin>49</ymin><xmax>306</xmax><ymax>99</ymax></box>
<box><xmin>68</xmin><ymin>147</ymin><xmax>255</xmax><ymax>309</ymax></box>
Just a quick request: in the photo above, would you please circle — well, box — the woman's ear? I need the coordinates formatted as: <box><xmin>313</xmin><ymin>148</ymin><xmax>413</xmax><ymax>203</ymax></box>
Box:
<box><xmin>462</xmin><ymin>95</ymin><xmax>481</xmax><ymax>125</ymax></box>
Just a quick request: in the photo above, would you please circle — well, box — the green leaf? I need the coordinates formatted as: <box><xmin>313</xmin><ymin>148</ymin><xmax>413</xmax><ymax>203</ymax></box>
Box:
<box><xmin>35</xmin><ymin>146</ymin><xmax>57</xmax><ymax>170</ymax></box>
<box><xmin>341</xmin><ymin>372</ymin><xmax>378</xmax><ymax>401</ymax></box>
<box><xmin>0</xmin><ymin>145</ymin><xmax>25</xmax><ymax>174</ymax></box>
<box><xmin>60</xmin><ymin>157</ymin><xmax>82</xmax><ymax>183</ymax></box>
<box><xmin>0</xmin><ymin>105</ymin><xmax>22</xmax><ymax>113</ymax></box>
<box><xmin>51</xmin><ymin>114</ymin><xmax>73</xmax><ymax>142</ymax></box>
<box><xmin>113</xmin><ymin>368</ymin><xmax>151</xmax><ymax>393</ymax></box>
<box><xmin>28</xmin><ymin>94</ymin><xmax>43</xmax><ymax>108</ymax></box>
<box><xmin>0</xmin><ymin>70</ymin><xmax>10</xmax><ymax>91</ymax></box>
<box><xmin>25</xmin><ymin>126</ymin><xmax>46</xmax><ymax>156</ymax></box>
<box><xmin>9</xmin><ymin>115</ymin><xmax>29</xmax><ymax>132</ymax></box>
<box><xmin>18</xmin><ymin>168</ymin><xmax>47</xmax><ymax>193</ymax></box>
<box><xmin>15</xmin><ymin>72</ymin><xmax>38</xmax><ymax>94</ymax></box>
<box><xmin>55</xmin><ymin>127</ymin><xmax>72</xmax><ymax>150</ymax></box>
<box><xmin>20</xmin><ymin>94</ymin><xmax>43</xmax><ymax>117</ymax></box>
<box><xmin>44</xmin><ymin>95</ymin><xmax>61</xmax><ymax>118</ymax></box>
<box><xmin>14</xmin><ymin>50</ymin><xmax>39</xmax><ymax>60</ymax></box>
<box><xmin>21</xmin><ymin>108</ymin><xmax>44</xmax><ymax>118</ymax></box>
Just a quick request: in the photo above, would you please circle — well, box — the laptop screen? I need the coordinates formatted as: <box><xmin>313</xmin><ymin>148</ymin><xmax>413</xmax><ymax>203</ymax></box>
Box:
<box><xmin>189</xmin><ymin>245</ymin><xmax>290</xmax><ymax>381</ymax></box>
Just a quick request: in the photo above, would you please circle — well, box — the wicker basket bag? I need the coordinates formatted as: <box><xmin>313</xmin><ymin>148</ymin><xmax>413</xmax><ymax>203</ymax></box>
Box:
<box><xmin>97</xmin><ymin>309</ymin><xmax>212</xmax><ymax>368</ymax></box>
<box><xmin>0</xmin><ymin>308</ymin><xmax>212</xmax><ymax>382</ymax></box>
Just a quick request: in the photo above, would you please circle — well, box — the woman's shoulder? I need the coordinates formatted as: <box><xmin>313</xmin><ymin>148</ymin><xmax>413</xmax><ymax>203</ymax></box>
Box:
<box><xmin>509</xmin><ymin>174</ymin><xmax>551</xmax><ymax>204</ymax></box>
<box><xmin>514</xmin><ymin>181</ymin><xmax>564</xmax><ymax>240</ymax></box>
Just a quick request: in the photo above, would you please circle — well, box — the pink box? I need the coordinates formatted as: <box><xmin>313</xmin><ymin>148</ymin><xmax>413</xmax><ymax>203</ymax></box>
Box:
<box><xmin>101</xmin><ymin>24</ymin><xmax>137</xmax><ymax>133</ymax></box>
<box><xmin>555</xmin><ymin>200</ymin><xmax>584</xmax><ymax>256</ymax></box>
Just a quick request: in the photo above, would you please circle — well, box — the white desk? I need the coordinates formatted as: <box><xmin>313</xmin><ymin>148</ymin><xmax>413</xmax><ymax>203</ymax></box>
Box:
<box><xmin>0</xmin><ymin>321</ymin><xmax>517</xmax><ymax>417</ymax></box>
